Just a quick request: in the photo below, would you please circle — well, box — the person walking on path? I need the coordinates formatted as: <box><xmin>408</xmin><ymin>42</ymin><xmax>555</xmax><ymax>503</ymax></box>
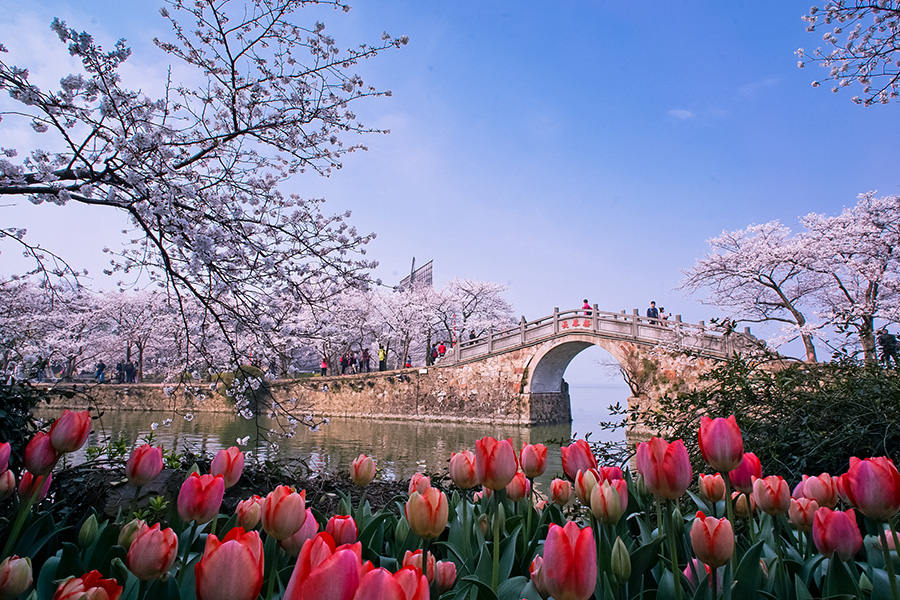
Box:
<box><xmin>646</xmin><ymin>301</ymin><xmax>659</xmax><ymax>322</ymax></box>
<box><xmin>115</xmin><ymin>360</ymin><xmax>125</xmax><ymax>384</ymax></box>
<box><xmin>320</xmin><ymin>357</ymin><xmax>328</xmax><ymax>376</ymax></box>
<box><xmin>437</xmin><ymin>341</ymin><xmax>446</xmax><ymax>358</ymax></box>
<box><xmin>378</xmin><ymin>345</ymin><xmax>386</xmax><ymax>371</ymax></box>
<box><xmin>95</xmin><ymin>360</ymin><xmax>107</xmax><ymax>383</ymax></box>
<box><xmin>361</xmin><ymin>348</ymin><xmax>371</xmax><ymax>372</ymax></box>
<box><xmin>125</xmin><ymin>360</ymin><xmax>136</xmax><ymax>383</ymax></box>
<box><xmin>878</xmin><ymin>328</ymin><xmax>899</xmax><ymax>367</ymax></box>
<box><xmin>582</xmin><ymin>299</ymin><xmax>592</xmax><ymax>316</ymax></box>
<box><xmin>340</xmin><ymin>353</ymin><xmax>348</xmax><ymax>375</ymax></box>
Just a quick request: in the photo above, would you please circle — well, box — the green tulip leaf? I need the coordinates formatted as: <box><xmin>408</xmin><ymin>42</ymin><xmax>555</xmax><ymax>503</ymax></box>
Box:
<box><xmin>516</xmin><ymin>581</ymin><xmax>544</xmax><ymax>600</ymax></box>
<box><xmin>498</xmin><ymin>523</ymin><xmax>522</xmax><ymax>580</ymax></box>
<box><xmin>733</xmin><ymin>539</ymin><xmax>765</xmax><ymax>597</ymax></box>
<box><xmin>497</xmin><ymin>575</ymin><xmax>527</xmax><ymax>600</ymax></box>
<box><xmin>459</xmin><ymin>575</ymin><xmax>500</xmax><ymax>600</ymax></box>
<box><xmin>822</xmin><ymin>557</ymin><xmax>859</xmax><ymax>598</ymax></box>
<box><xmin>794</xmin><ymin>574</ymin><xmax>814</xmax><ymax>600</ymax></box>
<box><xmin>627</xmin><ymin>535</ymin><xmax>664</xmax><ymax>589</ymax></box>
<box><xmin>35</xmin><ymin>556</ymin><xmax>61</xmax><ymax>600</ymax></box>
<box><xmin>868</xmin><ymin>566</ymin><xmax>896</xmax><ymax>600</ymax></box>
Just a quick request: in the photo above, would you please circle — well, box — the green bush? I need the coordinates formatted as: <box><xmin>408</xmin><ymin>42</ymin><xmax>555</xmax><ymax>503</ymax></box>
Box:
<box><xmin>0</xmin><ymin>381</ymin><xmax>59</xmax><ymax>465</ymax></box>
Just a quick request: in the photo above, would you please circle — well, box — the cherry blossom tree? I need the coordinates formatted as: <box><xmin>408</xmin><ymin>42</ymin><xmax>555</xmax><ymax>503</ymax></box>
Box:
<box><xmin>798</xmin><ymin>2</ymin><xmax>900</xmax><ymax>105</ymax></box>
<box><xmin>432</xmin><ymin>279</ymin><xmax>514</xmax><ymax>343</ymax></box>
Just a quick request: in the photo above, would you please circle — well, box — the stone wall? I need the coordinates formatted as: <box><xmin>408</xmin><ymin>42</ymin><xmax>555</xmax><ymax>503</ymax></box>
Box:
<box><xmin>38</xmin><ymin>383</ymin><xmax>232</xmax><ymax>413</ymax></box>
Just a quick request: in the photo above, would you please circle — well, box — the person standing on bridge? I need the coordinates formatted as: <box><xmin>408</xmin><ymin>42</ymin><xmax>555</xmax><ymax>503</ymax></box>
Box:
<box><xmin>378</xmin><ymin>345</ymin><xmax>386</xmax><ymax>371</ymax></box>
<box><xmin>583</xmin><ymin>299</ymin><xmax>592</xmax><ymax>316</ymax></box>
<box><xmin>438</xmin><ymin>341</ymin><xmax>446</xmax><ymax>358</ymax></box>
<box><xmin>320</xmin><ymin>357</ymin><xmax>328</xmax><ymax>376</ymax></box>
<box><xmin>647</xmin><ymin>301</ymin><xmax>659</xmax><ymax>322</ymax></box>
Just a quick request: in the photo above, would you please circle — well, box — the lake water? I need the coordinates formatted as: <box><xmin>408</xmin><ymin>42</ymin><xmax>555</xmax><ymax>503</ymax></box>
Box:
<box><xmin>55</xmin><ymin>383</ymin><xmax>629</xmax><ymax>485</ymax></box>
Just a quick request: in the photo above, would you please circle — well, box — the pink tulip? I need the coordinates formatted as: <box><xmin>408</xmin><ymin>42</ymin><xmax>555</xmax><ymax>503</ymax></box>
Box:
<box><xmin>682</xmin><ymin>558</ymin><xmax>717</xmax><ymax>589</ymax></box>
<box><xmin>699</xmin><ymin>473</ymin><xmax>726</xmax><ymax>502</ymax></box>
<box><xmin>210</xmin><ymin>446</ymin><xmax>244</xmax><ymax>489</ymax></box>
<box><xmin>812</xmin><ymin>507</ymin><xmax>862</xmax><ymax>560</ymax></box>
<box><xmin>690</xmin><ymin>511</ymin><xmax>734</xmax><ymax>568</ymax></box>
<box><xmin>752</xmin><ymin>475</ymin><xmax>790</xmax><ymax>515</ymax></box>
<box><xmin>127</xmin><ymin>523</ymin><xmax>178</xmax><ymax>580</ymax></box>
<box><xmin>402</xmin><ymin>549</ymin><xmax>435</xmax><ymax>581</ymax></box>
<box><xmin>474</xmin><ymin>436</ymin><xmax>517</xmax><ymax>490</ymax></box>
<box><xmin>53</xmin><ymin>571</ymin><xmax>121</xmax><ymax>600</ymax></box>
<box><xmin>520</xmin><ymin>443</ymin><xmax>548</xmax><ymax>478</ymax></box>
<box><xmin>0</xmin><ymin>469</ymin><xmax>14</xmax><ymax>501</ymax></box>
<box><xmin>126</xmin><ymin>445</ymin><xmax>163</xmax><ymax>487</ymax></box>
<box><xmin>542</xmin><ymin>521</ymin><xmax>597</xmax><ymax>600</ymax></box>
<box><xmin>195</xmin><ymin>528</ymin><xmax>263</xmax><ymax>600</ymax></box>
<box><xmin>24</xmin><ymin>432</ymin><xmax>59</xmax><ymax>475</ymax></box>
<box><xmin>449</xmin><ymin>450</ymin><xmax>478</xmax><ymax>489</ymax></box>
<box><xmin>728</xmin><ymin>452</ymin><xmax>761</xmax><ymax>494</ymax></box>
<box><xmin>283</xmin><ymin>532</ymin><xmax>369</xmax><ymax>600</ymax></box>
<box><xmin>177</xmin><ymin>473</ymin><xmax>225</xmax><ymax>524</ymax></box>
<box><xmin>0</xmin><ymin>441</ymin><xmax>10</xmax><ymax>472</ymax></box>
<box><xmin>261</xmin><ymin>485</ymin><xmax>307</xmax><ymax>540</ymax></box>
<box><xmin>574</xmin><ymin>468</ymin><xmax>601</xmax><ymax>504</ymax></box>
<box><xmin>49</xmin><ymin>410</ymin><xmax>91</xmax><ymax>453</ymax></box>
<box><xmin>350</xmin><ymin>454</ymin><xmax>376</xmax><ymax>487</ymax></box>
<box><xmin>405</xmin><ymin>486</ymin><xmax>448</xmax><ymax>539</ymax></box>
<box><xmin>17</xmin><ymin>470</ymin><xmax>51</xmax><ymax>502</ymax></box>
<box><xmin>801</xmin><ymin>473</ymin><xmax>837</xmax><ymax>508</ymax></box>
<box><xmin>435</xmin><ymin>560</ymin><xmax>457</xmax><ymax>593</ymax></box>
<box><xmin>551</xmin><ymin>478</ymin><xmax>573</xmax><ymax>505</ymax></box>
<box><xmin>698</xmin><ymin>415</ymin><xmax>743</xmax><ymax>472</ymax></box>
<box><xmin>326</xmin><ymin>515</ymin><xmax>358</xmax><ymax>545</ymax></box>
<box><xmin>530</xmin><ymin>556</ymin><xmax>550</xmax><ymax>598</ymax></box>
<box><xmin>597</xmin><ymin>466</ymin><xmax>624</xmax><ymax>481</ymax></box>
<box><xmin>635</xmin><ymin>437</ymin><xmax>693</xmax><ymax>500</ymax></box>
<box><xmin>473</xmin><ymin>487</ymin><xmax>492</xmax><ymax>503</ymax></box>
<box><xmin>236</xmin><ymin>495</ymin><xmax>263</xmax><ymax>530</ymax></box>
<box><xmin>731</xmin><ymin>491</ymin><xmax>756</xmax><ymax>518</ymax></box>
<box><xmin>535</xmin><ymin>499</ymin><xmax>548</xmax><ymax>511</ymax></box>
<box><xmin>408</xmin><ymin>473</ymin><xmax>431</xmax><ymax>495</ymax></box>
<box><xmin>280</xmin><ymin>508</ymin><xmax>319</xmax><ymax>557</ymax></box>
<box><xmin>352</xmin><ymin>567</ymin><xmax>428</xmax><ymax>600</ymax></box>
<box><xmin>842</xmin><ymin>456</ymin><xmax>900</xmax><ymax>521</ymax></box>
<box><xmin>506</xmin><ymin>471</ymin><xmax>531</xmax><ymax>501</ymax></box>
<box><xmin>0</xmin><ymin>556</ymin><xmax>32</xmax><ymax>599</ymax></box>
<box><xmin>560</xmin><ymin>439</ymin><xmax>597</xmax><ymax>480</ymax></box>
<box><xmin>789</xmin><ymin>498</ymin><xmax>819</xmax><ymax>531</ymax></box>
<box><xmin>590</xmin><ymin>479</ymin><xmax>628</xmax><ymax>524</ymax></box>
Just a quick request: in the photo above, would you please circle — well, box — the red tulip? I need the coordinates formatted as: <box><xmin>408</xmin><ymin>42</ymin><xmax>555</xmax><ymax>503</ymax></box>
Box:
<box><xmin>598</xmin><ymin>466</ymin><xmax>624</xmax><ymax>481</ymax></box>
<box><xmin>590</xmin><ymin>479</ymin><xmax>628</xmax><ymax>524</ymax></box>
<box><xmin>408</xmin><ymin>473</ymin><xmax>431</xmax><ymax>495</ymax></box>
<box><xmin>280</xmin><ymin>508</ymin><xmax>319</xmax><ymax>557</ymax></box>
<box><xmin>699</xmin><ymin>473</ymin><xmax>726</xmax><ymax>502</ymax></box>
<box><xmin>789</xmin><ymin>498</ymin><xmax>819</xmax><ymax>531</ymax></box>
<box><xmin>800</xmin><ymin>473</ymin><xmax>837</xmax><ymax>508</ymax></box>
<box><xmin>210</xmin><ymin>446</ymin><xmax>244</xmax><ymax>488</ymax></box>
<box><xmin>261</xmin><ymin>485</ymin><xmax>307</xmax><ymax>540</ymax></box>
<box><xmin>53</xmin><ymin>570</ymin><xmax>122</xmax><ymax>600</ymax></box>
<box><xmin>17</xmin><ymin>470</ymin><xmax>51</xmax><ymax>502</ymax></box>
<box><xmin>0</xmin><ymin>470</ymin><xmax>14</xmax><ymax>501</ymax></box>
<box><xmin>542</xmin><ymin>521</ymin><xmax>597</xmax><ymax>600</ymax></box>
<box><xmin>530</xmin><ymin>556</ymin><xmax>550</xmax><ymax>598</ymax></box>
<box><xmin>195</xmin><ymin>527</ymin><xmax>264</xmax><ymax>600</ymax></box>
<box><xmin>574</xmin><ymin>468</ymin><xmax>601</xmax><ymax>504</ymax></box>
<box><xmin>236</xmin><ymin>495</ymin><xmax>263</xmax><ymax>530</ymax></box>
<box><xmin>728</xmin><ymin>452</ymin><xmax>761</xmax><ymax>494</ymax></box>
<box><xmin>352</xmin><ymin>567</ymin><xmax>428</xmax><ymax>600</ymax></box>
<box><xmin>24</xmin><ymin>432</ymin><xmax>59</xmax><ymax>475</ymax></box>
<box><xmin>560</xmin><ymin>439</ymin><xmax>597</xmax><ymax>480</ymax></box>
<box><xmin>506</xmin><ymin>471</ymin><xmax>531</xmax><ymax>501</ymax></box>
<box><xmin>177</xmin><ymin>473</ymin><xmax>225</xmax><ymax>524</ymax></box>
<box><xmin>473</xmin><ymin>487</ymin><xmax>492</xmax><ymax>503</ymax></box>
<box><xmin>327</xmin><ymin>515</ymin><xmax>358</xmax><ymax>545</ymax></box>
<box><xmin>127</xmin><ymin>523</ymin><xmax>178</xmax><ymax>580</ymax></box>
<box><xmin>690</xmin><ymin>511</ymin><xmax>734</xmax><ymax>568</ymax></box>
<box><xmin>0</xmin><ymin>441</ymin><xmax>10</xmax><ymax>472</ymax></box>
<box><xmin>126</xmin><ymin>445</ymin><xmax>163</xmax><ymax>487</ymax></box>
<box><xmin>405</xmin><ymin>486</ymin><xmax>448</xmax><ymax>538</ymax></box>
<box><xmin>698</xmin><ymin>416</ymin><xmax>743</xmax><ymax>472</ymax></box>
<box><xmin>474</xmin><ymin>436</ymin><xmax>517</xmax><ymax>490</ymax></box>
<box><xmin>812</xmin><ymin>507</ymin><xmax>862</xmax><ymax>560</ymax></box>
<box><xmin>350</xmin><ymin>454</ymin><xmax>376</xmax><ymax>487</ymax></box>
<box><xmin>635</xmin><ymin>437</ymin><xmax>693</xmax><ymax>500</ymax></box>
<box><xmin>435</xmin><ymin>560</ymin><xmax>457</xmax><ymax>593</ymax></box>
<box><xmin>49</xmin><ymin>410</ymin><xmax>91</xmax><ymax>453</ymax></box>
<box><xmin>402</xmin><ymin>549</ymin><xmax>435</xmax><ymax>581</ymax></box>
<box><xmin>731</xmin><ymin>491</ymin><xmax>756</xmax><ymax>518</ymax></box>
<box><xmin>0</xmin><ymin>556</ymin><xmax>32</xmax><ymax>599</ymax></box>
<box><xmin>449</xmin><ymin>450</ymin><xmax>478</xmax><ymax>489</ymax></box>
<box><xmin>283</xmin><ymin>532</ymin><xmax>368</xmax><ymax>600</ymax></box>
<box><xmin>551</xmin><ymin>478</ymin><xmax>573</xmax><ymax>505</ymax></box>
<box><xmin>752</xmin><ymin>475</ymin><xmax>790</xmax><ymax>515</ymax></box>
<box><xmin>520</xmin><ymin>443</ymin><xmax>548</xmax><ymax>478</ymax></box>
<box><xmin>842</xmin><ymin>456</ymin><xmax>900</xmax><ymax>521</ymax></box>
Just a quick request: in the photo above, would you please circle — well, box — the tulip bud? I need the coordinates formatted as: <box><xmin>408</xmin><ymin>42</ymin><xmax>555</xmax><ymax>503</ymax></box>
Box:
<box><xmin>53</xmin><ymin>570</ymin><xmax>122</xmax><ymax>600</ymax></box>
<box><xmin>473</xmin><ymin>487</ymin><xmax>492</xmax><ymax>503</ymax></box>
<box><xmin>17</xmin><ymin>470</ymin><xmax>51</xmax><ymax>502</ymax></box>
<box><xmin>752</xmin><ymin>475</ymin><xmax>790</xmax><ymax>515</ymax></box>
<box><xmin>210</xmin><ymin>446</ymin><xmax>244</xmax><ymax>489</ymax></box>
<box><xmin>475</xmin><ymin>436</ymin><xmax>518</xmax><ymax>490</ymax></box>
<box><xmin>127</xmin><ymin>523</ymin><xmax>178</xmax><ymax>580</ymax></box>
<box><xmin>79</xmin><ymin>515</ymin><xmax>99</xmax><ymax>548</ymax></box>
<box><xmin>477</xmin><ymin>514</ymin><xmax>489</xmax><ymax>537</ymax></box>
<box><xmin>280</xmin><ymin>508</ymin><xmax>319</xmax><ymax>557</ymax></box>
<box><xmin>842</xmin><ymin>456</ymin><xmax>900</xmax><ymax>521</ymax></box>
<box><xmin>699</xmin><ymin>473</ymin><xmax>726</xmax><ymax>502</ymax></box>
<box><xmin>350</xmin><ymin>454</ymin><xmax>376</xmax><ymax>487</ymax></box>
<box><xmin>690</xmin><ymin>511</ymin><xmax>734</xmax><ymax>568</ymax></box>
<box><xmin>574</xmin><ymin>468</ymin><xmax>601</xmax><ymax>504</ymax></box>
<box><xmin>408</xmin><ymin>473</ymin><xmax>431</xmax><ymax>495</ymax></box>
<box><xmin>402</xmin><ymin>549</ymin><xmax>435</xmax><ymax>581</ymax></box>
<box><xmin>395</xmin><ymin>513</ymin><xmax>410</xmax><ymax>541</ymax></box>
<box><xmin>177</xmin><ymin>473</ymin><xmax>225</xmax><ymax>524</ymax></box>
<box><xmin>529</xmin><ymin>556</ymin><xmax>549</xmax><ymax>599</ymax></box>
<box><xmin>542</xmin><ymin>522</ymin><xmax>597</xmax><ymax>600</ymax></box>
<box><xmin>535</xmin><ymin>499</ymin><xmax>548</xmax><ymax>511</ymax></box>
<box><xmin>698</xmin><ymin>415</ymin><xmax>743</xmax><ymax>472</ymax></box>
<box><xmin>728</xmin><ymin>452</ymin><xmax>762</xmax><ymax>495</ymax></box>
<box><xmin>326</xmin><ymin>515</ymin><xmax>358</xmax><ymax>545</ymax></box>
<box><xmin>261</xmin><ymin>485</ymin><xmax>307</xmax><ymax>540</ymax></box>
<box><xmin>506</xmin><ymin>471</ymin><xmax>530</xmax><ymax>502</ymax></box>
<box><xmin>591</xmin><ymin>479</ymin><xmax>628</xmax><ymax>524</ymax></box>
<box><xmin>118</xmin><ymin>519</ymin><xmax>148</xmax><ymax>548</ymax></box>
<box><xmin>0</xmin><ymin>442</ymin><xmax>10</xmax><ymax>472</ymax></box>
<box><xmin>0</xmin><ymin>470</ymin><xmax>15</xmax><ymax>501</ymax></box>
<box><xmin>560</xmin><ymin>439</ymin><xmax>597</xmax><ymax>480</ymax></box>
<box><xmin>49</xmin><ymin>410</ymin><xmax>91</xmax><ymax>453</ymax></box>
<box><xmin>449</xmin><ymin>451</ymin><xmax>478</xmax><ymax>489</ymax></box>
<box><xmin>801</xmin><ymin>473</ymin><xmax>837</xmax><ymax>508</ymax></box>
<box><xmin>195</xmin><ymin>528</ymin><xmax>264</xmax><ymax>600</ymax></box>
<box><xmin>405</xmin><ymin>487</ymin><xmax>449</xmax><ymax>539</ymax></box>
<box><xmin>635</xmin><ymin>437</ymin><xmax>693</xmax><ymax>500</ymax></box>
<box><xmin>126</xmin><ymin>445</ymin><xmax>163</xmax><ymax>487</ymax></box>
<box><xmin>0</xmin><ymin>556</ymin><xmax>32</xmax><ymax>599</ymax></box>
<box><xmin>812</xmin><ymin>507</ymin><xmax>862</xmax><ymax>560</ymax></box>
<box><xmin>24</xmin><ymin>432</ymin><xmax>59</xmax><ymax>475</ymax></box>
<box><xmin>859</xmin><ymin>572</ymin><xmax>873</xmax><ymax>595</ymax></box>
<box><xmin>550</xmin><ymin>478</ymin><xmax>573</xmax><ymax>506</ymax></box>
<box><xmin>611</xmin><ymin>537</ymin><xmax>631</xmax><ymax>582</ymax></box>
<box><xmin>435</xmin><ymin>560</ymin><xmax>457</xmax><ymax>593</ymax></box>
<box><xmin>732</xmin><ymin>491</ymin><xmax>755</xmax><ymax>518</ymax></box>
<box><xmin>236</xmin><ymin>495</ymin><xmax>263</xmax><ymax>530</ymax></box>
<box><xmin>520</xmin><ymin>443</ymin><xmax>548</xmax><ymax>479</ymax></box>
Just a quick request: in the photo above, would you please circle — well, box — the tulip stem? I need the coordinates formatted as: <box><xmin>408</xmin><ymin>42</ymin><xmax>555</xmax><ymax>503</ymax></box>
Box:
<box><xmin>265</xmin><ymin>535</ymin><xmax>278</xmax><ymax>599</ymax></box>
<box><xmin>722</xmin><ymin>478</ymin><xmax>736</xmax><ymax>572</ymax></box>
<box><xmin>492</xmin><ymin>492</ymin><xmax>501</xmax><ymax>593</ymax></box>
<box><xmin>710</xmin><ymin>565</ymin><xmax>718</xmax><ymax>599</ymax></box>
<box><xmin>526</xmin><ymin>477</ymin><xmax>534</xmax><ymax>541</ymax></box>
<box><xmin>878</xmin><ymin>527</ymin><xmax>899</xmax><ymax>600</ymax></box>
<box><xmin>1</xmin><ymin>494</ymin><xmax>35</xmax><ymax>558</ymax></box>
<box><xmin>180</xmin><ymin>520</ymin><xmax>197</xmax><ymax>577</ymax></box>
<box><xmin>665</xmin><ymin>501</ymin><xmax>683</xmax><ymax>600</ymax></box>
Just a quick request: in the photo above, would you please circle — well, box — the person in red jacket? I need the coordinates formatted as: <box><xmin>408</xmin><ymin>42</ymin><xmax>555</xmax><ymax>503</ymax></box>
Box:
<box><xmin>437</xmin><ymin>341</ymin><xmax>446</xmax><ymax>357</ymax></box>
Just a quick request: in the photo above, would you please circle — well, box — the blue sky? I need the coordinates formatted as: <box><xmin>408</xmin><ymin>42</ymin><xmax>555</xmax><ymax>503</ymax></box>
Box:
<box><xmin>3</xmin><ymin>1</ymin><xmax>899</xmax><ymax>378</ymax></box>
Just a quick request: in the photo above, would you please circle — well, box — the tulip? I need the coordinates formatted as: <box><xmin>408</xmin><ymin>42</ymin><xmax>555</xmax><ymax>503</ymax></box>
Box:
<box><xmin>698</xmin><ymin>415</ymin><xmax>743</xmax><ymax>472</ymax></box>
<box><xmin>127</xmin><ymin>523</ymin><xmax>178</xmax><ymax>580</ymax></box>
<box><xmin>682</xmin><ymin>559</ymin><xmax>717</xmax><ymax>589</ymax></box>
<box><xmin>352</xmin><ymin>567</ymin><xmax>428</xmax><ymax>600</ymax></box>
<box><xmin>731</xmin><ymin>491</ymin><xmax>756</xmax><ymax>518</ymax></box>
<box><xmin>834</xmin><ymin>474</ymin><xmax>850</xmax><ymax>504</ymax></box>
<box><xmin>610</xmin><ymin>537</ymin><xmax>631</xmax><ymax>582</ymax></box>
<box><xmin>195</xmin><ymin>527</ymin><xmax>264</xmax><ymax>600</ymax></box>
<box><xmin>125</xmin><ymin>445</ymin><xmax>163</xmax><ymax>487</ymax></box>
<box><xmin>752</xmin><ymin>475</ymin><xmax>790</xmax><ymax>515</ymax></box>
<box><xmin>17</xmin><ymin>470</ymin><xmax>51</xmax><ymax>502</ymax></box>
<box><xmin>0</xmin><ymin>470</ymin><xmax>14</xmax><ymax>501</ymax></box>
<box><xmin>435</xmin><ymin>560</ymin><xmax>457</xmax><ymax>593</ymax></box>
<box><xmin>177</xmin><ymin>473</ymin><xmax>225</xmax><ymax>524</ymax></box>
<box><xmin>801</xmin><ymin>473</ymin><xmax>837</xmax><ymax>508</ymax></box>
<box><xmin>24</xmin><ymin>432</ymin><xmax>59</xmax><ymax>475</ymax></box>
<box><xmin>542</xmin><ymin>521</ymin><xmax>597</xmax><ymax>600</ymax></box>
<box><xmin>699</xmin><ymin>473</ymin><xmax>726</xmax><ymax>502</ymax></box>
<box><xmin>405</xmin><ymin>486</ymin><xmax>448</xmax><ymax>539</ymax></box>
<box><xmin>591</xmin><ymin>479</ymin><xmax>629</xmax><ymax>524</ymax></box>
<box><xmin>475</xmin><ymin>436</ymin><xmax>517</xmax><ymax>490</ymax></box>
<box><xmin>506</xmin><ymin>471</ymin><xmax>531</xmax><ymax>501</ymax></box>
<box><xmin>574</xmin><ymin>468</ymin><xmax>601</xmax><ymax>504</ymax></box>
<box><xmin>236</xmin><ymin>495</ymin><xmax>263</xmax><ymax>530</ymax></box>
<box><xmin>261</xmin><ymin>485</ymin><xmax>307</xmax><ymax>540</ymax></box>
<box><xmin>812</xmin><ymin>507</ymin><xmax>862</xmax><ymax>560</ymax></box>
<box><xmin>327</xmin><ymin>515</ymin><xmax>358</xmax><ymax>545</ymax></box>
<box><xmin>79</xmin><ymin>514</ymin><xmax>99</xmax><ymax>548</ymax></box>
<box><xmin>529</xmin><ymin>556</ymin><xmax>550</xmax><ymax>599</ymax></box>
<box><xmin>280</xmin><ymin>508</ymin><xmax>319</xmax><ymax>557</ymax></box>
<box><xmin>727</xmin><ymin>452</ymin><xmax>761</xmax><ymax>494</ymax></box>
<box><xmin>53</xmin><ymin>570</ymin><xmax>122</xmax><ymax>600</ymax></box>
<box><xmin>560</xmin><ymin>439</ymin><xmax>597</xmax><ymax>480</ymax></box>
<box><xmin>535</xmin><ymin>499</ymin><xmax>548</xmax><ymax>511</ymax></box>
<box><xmin>520</xmin><ymin>443</ymin><xmax>548</xmax><ymax>478</ymax></box>
<box><xmin>789</xmin><ymin>498</ymin><xmax>819</xmax><ymax>531</ymax></box>
<box><xmin>391</xmin><ymin>567</ymin><xmax>430</xmax><ymax>600</ymax></box>
<box><xmin>842</xmin><ymin>456</ymin><xmax>900</xmax><ymax>521</ymax></box>
<box><xmin>283</xmin><ymin>532</ymin><xmax>368</xmax><ymax>600</ymax></box>
<box><xmin>350</xmin><ymin>454</ymin><xmax>376</xmax><ymax>487</ymax></box>
<box><xmin>598</xmin><ymin>465</ymin><xmax>624</xmax><ymax>481</ymax></box>
<box><xmin>551</xmin><ymin>478</ymin><xmax>573</xmax><ymax>505</ymax></box>
<box><xmin>0</xmin><ymin>556</ymin><xmax>32</xmax><ymax>599</ymax></box>
<box><xmin>49</xmin><ymin>410</ymin><xmax>91</xmax><ymax>453</ymax></box>
<box><xmin>118</xmin><ymin>519</ymin><xmax>148</xmax><ymax>548</ymax></box>
<box><xmin>449</xmin><ymin>450</ymin><xmax>478</xmax><ymax>489</ymax></box>
<box><xmin>408</xmin><ymin>473</ymin><xmax>431</xmax><ymax>495</ymax></box>
<box><xmin>690</xmin><ymin>511</ymin><xmax>734</xmax><ymax>568</ymax></box>
<box><xmin>473</xmin><ymin>487</ymin><xmax>492</xmax><ymax>503</ymax></box>
<box><xmin>0</xmin><ymin>441</ymin><xmax>9</xmax><ymax>473</ymax></box>
<box><xmin>210</xmin><ymin>446</ymin><xmax>244</xmax><ymax>488</ymax></box>
<box><xmin>635</xmin><ymin>437</ymin><xmax>693</xmax><ymax>500</ymax></box>
<box><xmin>402</xmin><ymin>549</ymin><xmax>435</xmax><ymax>581</ymax></box>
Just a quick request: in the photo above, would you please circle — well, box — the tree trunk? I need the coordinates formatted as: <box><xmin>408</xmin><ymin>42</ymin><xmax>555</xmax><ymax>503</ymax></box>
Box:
<box><xmin>800</xmin><ymin>332</ymin><xmax>818</xmax><ymax>363</ymax></box>
<box><xmin>859</xmin><ymin>315</ymin><xmax>877</xmax><ymax>364</ymax></box>
<box><xmin>137</xmin><ymin>343</ymin><xmax>144</xmax><ymax>382</ymax></box>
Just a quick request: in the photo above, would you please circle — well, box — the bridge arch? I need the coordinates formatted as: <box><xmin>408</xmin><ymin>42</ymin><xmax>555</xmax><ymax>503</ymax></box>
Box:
<box><xmin>525</xmin><ymin>334</ymin><xmax>630</xmax><ymax>395</ymax></box>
